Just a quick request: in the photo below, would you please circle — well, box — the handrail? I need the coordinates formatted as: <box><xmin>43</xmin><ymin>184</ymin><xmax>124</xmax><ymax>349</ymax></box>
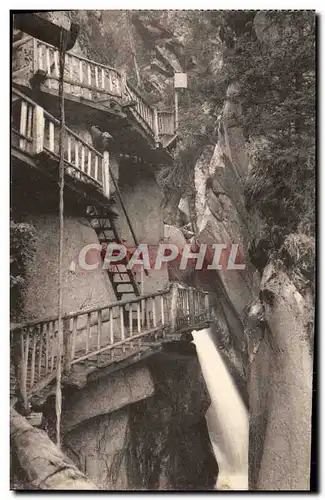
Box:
<box><xmin>42</xmin><ymin>108</ymin><xmax>104</xmax><ymax>159</ymax></box>
<box><xmin>32</xmin><ymin>37</ymin><xmax>121</xmax><ymax>76</ymax></box>
<box><xmin>10</xmin><ymin>283</ymin><xmax>211</xmax><ymax>406</ymax></box>
<box><xmin>125</xmin><ymin>82</ymin><xmax>154</xmax><ymax>112</ymax></box>
<box><xmin>13</xmin><ymin>87</ymin><xmax>104</xmax><ymax>162</ymax></box>
<box><xmin>10</xmin><ymin>287</ymin><xmax>172</xmax><ymax>333</ymax></box>
<box><xmin>14</xmin><ymin>37</ymin><xmax>177</xmax><ymax>141</ymax></box>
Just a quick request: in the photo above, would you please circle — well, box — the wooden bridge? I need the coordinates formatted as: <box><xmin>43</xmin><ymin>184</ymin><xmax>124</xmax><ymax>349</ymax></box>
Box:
<box><xmin>13</xmin><ymin>35</ymin><xmax>177</xmax><ymax>154</ymax></box>
<box><xmin>11</xmin><ymin>284</ymin><xmax>213</xmax><ymax>408</ymax></box>
<box><xmin>12</xmin><ymin>87</ymin><xmax>113</xmax><ymax>204</ymax></box>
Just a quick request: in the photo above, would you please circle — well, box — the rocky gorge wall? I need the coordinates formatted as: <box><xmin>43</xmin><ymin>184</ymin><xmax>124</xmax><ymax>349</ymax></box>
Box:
<box><xmin>11</xmin><ymin>11</ymin><xmax>315</xmax><ymax>490</ymax></box>
<box><xmin>61</xmin><ymin>352</ymin><xmax>217</xmax><ymax>490</ymax></box>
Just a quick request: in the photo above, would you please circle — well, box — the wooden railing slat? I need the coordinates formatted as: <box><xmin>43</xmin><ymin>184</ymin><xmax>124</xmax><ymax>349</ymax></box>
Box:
<box><xmin>71</xmin><ymin>317</ymin><xmax>77</xmax><ymax>360</ymax></box>
<box><xmin>48</xmin><ymin>121</ymin><xmax>55</xmax><ymax>152</ymax></box>
<box><xmin>110</xmin><ymin>309</ymin><xmax>114</xmax><ymax>344</ymax></box>
<box><xmin>152</xmin><ymin>298</ymin><xmax>157</xmax><ymax>327</ymax></box>
<box><xmin>19</xmin><ymin>101</ymin><xmax>27</xmax><ymax>151</ymax></box>
<box><xmin>37</xmin><ymin>325</ymin><xmax>43</xmax><ymax>380</ymax></box>
<box><xmin>50</xmin><ymin>321</ymin><xmax>55</xmax><ymax>373</ymax></box>
<box><xmin>45</xmin><ymin>323</ymin><xmax>49</xmax><ymax>372</ymax></box>
<box><xmin>23</xmin><ymin>330</ymin><xmax>30</xmax><ymax>396</ymax></box>
<box><xmin>13</xmin><ymin>284</ymin><xmax>212</xmax><ymax>402</ymax></box>
<box><xmin>137</xmin><ymin>303</ymin><xmax>141</xmax><ymax>334</ymax></box>
<box><xmin>86</xmin><ymin>313</ymin><xmax>90</xmax><ymax>354</ymax></box>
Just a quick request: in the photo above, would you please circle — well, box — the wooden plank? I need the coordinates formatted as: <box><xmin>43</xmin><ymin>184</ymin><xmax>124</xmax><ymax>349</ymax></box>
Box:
<box><xmin>30</xmin><ymin>333</ymin><xmax>37</xmax><ymax>388</ymax></box>
<box><xmin>68</xmin><ymin>54</ymin><xmax>73</xmax><ymax>94</ymax></box>
<box><xmin>70</xmin><ymin>316</ymin><xmax>77</xmax><ymax>360</ymax></box>
<box><xmin>108</xmin><ymin>72</ymin><xmax>112</xmax><ymax>92</ymax></box>
<box><xmin>50</xmin><ymin>321</ymin><xmax>55</xmax><ymax>372</ymax></box>
<box><xmin>53</xmin><ymin>50</ymin><xmax>59</xmax><ymax>77</ymax></box>
<box><xmin>87</xmin><ymin>150</ymin><xmax>92</xmax><ymax>176</ymax></box>
<box><xmin>94</xmin><ymin>156</ymin><xmax>98</xmax><ymax>181</ymax></box>
<box><xmin>137</xmin><ymin>303</ymin><xmax>141</xmax><ymax>333</ymax></box>
<box><xmin>75</xmin><ymin>141</ymin><xmax>79</xmax><ymax>177</ymax></box>
<box><xmin>87</xmin><ymin>64</ymin><xmax>92</xmax><ymax>99</ymax></box>
<box><xmin>152</xmin><ymin>298</ymin><xmax>157</xmax><ymax>327</ymax></box>
<box><xmin>81</xmin><ymin>145</ymin><xmax>85</xmax><ymax>172</ymax></box>
<box><xmin>120</xmin><ymin>306</ymin><xmax>125</xmax><ymax>353</ymax></box>
<box><xmin>129</xmin><ymin>304</ymin><xmax>133</xmax><ymax>335</ymax></box>
<box><xmin>48</xmin><ymin>121</ymin><xmax>55</xmax><ymax>152</ymax></box>
<box><xmin>161</xmin><ymin>295</ymin><xmax>165</xmax><ymax>325</ymax></box>
<box><xmin>79</xmin><ymin>60</ymin><xmax>83</xmax><ymax>98</ymax></box>
<box><xmin>85</xmin><ymin>313</ymin><xmax>90</xmax><ymax>354</ymax></box>
<box><xmin>19</xmin><ymin>100</ymin><xmax>27</xmax><ymax>151</ymax></box>
<box><xmin>32</xmin><ymin>105</ymin><xmax>44</xmax><ymax>154</ymax></box>
<box><xmin>46</xmin><ymin>47</ymin><xmax>51</xmax><ymax>89</ymax></box>
<box><xmin>45</xmin><ymin>323</ymin><xmax>49</xmax><ymax>372</ymax></box>
<box><xmin>67</xmin><ymin>136</ymin><xmax>71</xmax><ymax>163</ymax></box>
<box><xmin>13</xmin><ymin>35</ymin><xmax>32</xmax><ymax>49</ymax></box>
<box><xmin>37</xmin><ymin>325</ymin><xmax>43</xmax><ymax>380</ymax></box>
<box><xmin>26</xmin><ymin>105</ymin><xmax>33</xmax><ymax>139</ymax></box>
<box><xmin>63</xmin><ymin>318</ymin><xmax>72</xmax><ymax>372</ymax></box>
<box><xmin>109</xmin><ymin>308</ymin><xmax>114</xmax><ymax>344</ymax></box>
<box><xmin>146</xmin><ymin>298</ymin><xmax>150</xmax><ymax>328</ymax></box>
<box><xmin>97</xmin><ymin>311</ymin><xmax>102</xmax><ymax>365</ymax></box>
<box><xmin>38</xmin><ymin>44</ymin><xmax>43</xmax><ymax>71</ymax></box>
<box><xmin>71</xmin><ymin>326</ymin><xmax>162</xmax><ymax>365</ymax></box>
<box><xmin>101</xmin><ymin>68</ymin><xmax>105</xmax><ymax>89</ymax></box>
<box><xmin>23</xmin><ymin>331</ymin><xmax>30</xmax><ymax>402</ymax></box>
<box><xmin>33</xmin><ymin>38</ymin><xmax>38</xmax><ymax>76</ymax></box>
<box><xmin>170</xmin><ymin>283</ymin><xmax>178</xmax><ymax>332</ymax></box>
<box><xmin>102</xmin><ymin>151</ymin><xmax>110</xmax><ymax>198</ymax></box>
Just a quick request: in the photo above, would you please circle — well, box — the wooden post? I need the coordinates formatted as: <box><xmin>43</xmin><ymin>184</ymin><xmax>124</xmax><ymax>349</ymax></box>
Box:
<box><xmin>109</xmin><ymin>308</ymin><xmax>114</xmax><ymax>345</ymax></box>
<box><xmin>63</xmin><ymin>318</ymin><xmax>72</xmax><ymax>373</ymax></box>
<box><xmin>170</xmin><ymin>283</ymin><xmax>179</xmax><ymax>332</ymax></box>
<box><xmin>103</xmin><ymin>151</ymin><xmax>110</xmax><ymax>198</ymax></box>
<box><xmin>153</xmin><ymin>107</ymin><xmax>159</xmax><ymax>146</ymax></box>
<box><xmin>205</xmin><ymin>293</ymin><xmax>210</xmax><ymax>319</ymax></box>
<box><xmin>19</xmin><ymin>100</ymin><xmax>27</xmax><ymax>151</ymax></box>
<box><xmin>18</xmin><ymin>331</ymin><xmax>28</xmax><ymax>411</ymax></box>
<box><xmin>189</xmin><ymin>288</ymin><xmax>194</xmax><ymax>325</ymax></box>
<box><xmin>32</xmin><ymin>105</ymin><xmax>44</xmax><ymax>154</ymax></box>
<box><xmin>97</xmin><ymin>311</ymin><xmax>102</xmax><ymax>365</ymax></box>
<box><xmin>49</xmin><ymin>121</ymin><xmax>55</xmax><ymax>152</ymax></box>
<box><xmin>161</xmin><ymin>295</ymin><xmax>165</xmax><ymax>325</ymax></box>
<box><xmin>33</xmin><ymin>38</ymin><xmax>38</xmax><ymax>75</ymax></box>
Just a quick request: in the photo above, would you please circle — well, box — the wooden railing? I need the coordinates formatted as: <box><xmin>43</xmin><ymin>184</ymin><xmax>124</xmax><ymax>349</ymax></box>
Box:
<box><xmin>158</xmin><ymin>111</ymin><xmax>175</xmax><ymax>136</ymax></box>
<box><xmin>124</xmin><ymin>83</ymin><xmax>157</xmax><ymax>140</ymax></box>
<box><xmin>12</xmin><ymin>88</ymin><xmax>111</xmax><ymax>198</ymax></box>
<box><xmin>10</xmin><ymin>284</ymin><xmax>211</xmax><ymax>405</ymax></box>
<box><xmin>33</xmin><ymin>38</ymin><xmax>123</xmax><ymax>99</ymax></box>
<box><xmin>13</xmin><ymin>37</ymin><xmax>176</xmax><ymax>143</ymax></box>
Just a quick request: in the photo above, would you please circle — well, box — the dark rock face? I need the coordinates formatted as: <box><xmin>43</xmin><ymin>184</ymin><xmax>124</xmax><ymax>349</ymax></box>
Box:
<box><xmin>61</xmin><ymin>352</ymin><xmax>217</xmax><ymax>490</ymax></box>
<box><xmin>127</xmin><ymin>353</ymin><xmax>218</xmax><ymax>490</ymax></box>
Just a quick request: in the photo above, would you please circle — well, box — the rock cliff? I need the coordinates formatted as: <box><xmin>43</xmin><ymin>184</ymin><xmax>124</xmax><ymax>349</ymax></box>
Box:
<box><xmin>12</xmin><ymin>10</ymin><xmax>315</xmax><ymax>491</ymax></box>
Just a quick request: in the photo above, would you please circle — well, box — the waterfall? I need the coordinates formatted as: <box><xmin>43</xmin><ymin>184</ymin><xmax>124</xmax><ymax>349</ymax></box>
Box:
<box><xmin>192</xmin><ymin>328</ymin><xmax>249</xmax><ymax>490</ymax></box>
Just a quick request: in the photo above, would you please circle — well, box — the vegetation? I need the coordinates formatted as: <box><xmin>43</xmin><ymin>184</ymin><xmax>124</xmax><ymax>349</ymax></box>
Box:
<box><xmin>10</xmin><ymin>220</ymin><xmax>35</xmax><ymax>319</ymax></box>
<box><xmin>69</xmin><ymin>10</ymin><xmax>315</xmax><ymax>247</ymax></box>
<box><xmin>220</xmin><ymin>11</ymin><xmax>315</xmax><ymax>241</ymax></box>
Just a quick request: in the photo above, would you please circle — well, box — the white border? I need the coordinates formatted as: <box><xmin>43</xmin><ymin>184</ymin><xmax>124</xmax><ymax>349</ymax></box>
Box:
<box><xmin>1</xmin><ymin>2</ymin><xmax>323</xmax><ymax>498</ymax></box>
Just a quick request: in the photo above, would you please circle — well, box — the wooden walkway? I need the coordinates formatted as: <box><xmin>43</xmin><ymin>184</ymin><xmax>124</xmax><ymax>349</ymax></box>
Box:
<box><xmin>13</xmin><ymin>36</ymin><xmax>177</xmax><ymax>148</ymax></box>
<box><xmin>11</xmin><ymin>284</ymin><xmax>212</xmax><ymax>406</ymax></box>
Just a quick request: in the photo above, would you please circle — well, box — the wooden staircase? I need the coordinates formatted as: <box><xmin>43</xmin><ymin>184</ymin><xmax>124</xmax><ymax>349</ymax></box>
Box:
<box><xmin>86</xmin><ymin>205</ymin><xmax>141</xmax><ymax>301</ymax></box>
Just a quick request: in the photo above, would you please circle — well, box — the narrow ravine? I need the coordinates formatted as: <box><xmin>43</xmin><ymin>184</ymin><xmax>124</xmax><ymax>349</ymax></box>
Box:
<box><xmin>192</xmin><ymin>328</ymin><xmax>248</xmax><ymax>490</ymax></box>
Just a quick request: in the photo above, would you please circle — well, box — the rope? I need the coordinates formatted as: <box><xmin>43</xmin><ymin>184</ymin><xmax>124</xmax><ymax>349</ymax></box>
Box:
<box><xmin>55</xmin><ymin>28</ymin><xmax>67</xmax><ymax>449</ymax></box>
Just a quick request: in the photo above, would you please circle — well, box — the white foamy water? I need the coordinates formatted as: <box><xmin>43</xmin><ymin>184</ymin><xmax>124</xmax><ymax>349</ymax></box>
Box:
<box><xmin>192</xmin><ymin>328</ymin><xmax>249</xmax><ymax>490</ymax></box>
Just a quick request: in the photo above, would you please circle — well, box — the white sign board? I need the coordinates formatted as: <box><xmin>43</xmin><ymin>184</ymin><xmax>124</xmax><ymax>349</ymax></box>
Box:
<box><xmin>174</xmin><ymin>73</ymin><xmax>188</xmax><ymax>89</ymax></box>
